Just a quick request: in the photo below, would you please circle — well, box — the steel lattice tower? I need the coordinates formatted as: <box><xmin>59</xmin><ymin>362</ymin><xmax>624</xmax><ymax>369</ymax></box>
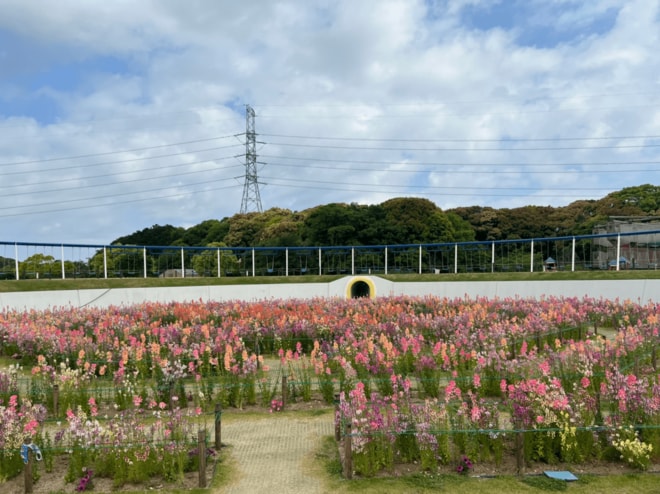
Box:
<box><xmin>240</xmin><ymin>105</ymin><xmax>263</xmax><ymax>214</ymax></box>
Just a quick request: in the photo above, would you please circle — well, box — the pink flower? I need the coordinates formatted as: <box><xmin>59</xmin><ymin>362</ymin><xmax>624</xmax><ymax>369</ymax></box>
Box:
<box><xmin>445</xmin><ymin>380</ymin><xmax>456</xmax><ymax>398</ymax></box>
<box><xmin>23</xmin><ymin>419</ymin><xmax>39</xmax><ymax>435</ymax></box>
<box><xmin>580</xmin><ymin>377</ymin><xmax>590</xmax><ymax>389</ymax></box>
<box><xmin>133</xmin><ymin>395</ymin><xmax>143</xmax><ymax>407</ymax></box>
<box><xmin>539</xmin><ymin>360</ymin><xmax>550</xmax><ymax>375</ymax></box>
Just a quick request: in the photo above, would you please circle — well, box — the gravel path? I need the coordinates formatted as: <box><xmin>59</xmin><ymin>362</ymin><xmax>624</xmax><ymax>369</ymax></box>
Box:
<box><xmin>219</xmin><ymin>412</ymin><xmax>334</xmax><ymax>494</ymax></box>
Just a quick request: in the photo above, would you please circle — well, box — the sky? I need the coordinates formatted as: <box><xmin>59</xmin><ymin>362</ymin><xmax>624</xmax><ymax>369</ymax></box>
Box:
<box><xmin>1</xmin><ymin>0</ymin><xmax>659</xmax><ymax>245</ymax></box>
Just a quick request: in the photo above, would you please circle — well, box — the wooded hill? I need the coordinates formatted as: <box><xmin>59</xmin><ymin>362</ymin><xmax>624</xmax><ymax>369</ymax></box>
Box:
<box><xmin>113</xmin><ymin>184</ymin><xmax>660</xmax><ymax>248</ymax></box>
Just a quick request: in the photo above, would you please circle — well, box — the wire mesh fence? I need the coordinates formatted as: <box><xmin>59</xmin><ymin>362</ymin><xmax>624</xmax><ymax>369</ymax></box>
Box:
<box><xmin>2</xmin><ymin>229</ymin><xmax>659</xmax><ymax>280</ymax></box>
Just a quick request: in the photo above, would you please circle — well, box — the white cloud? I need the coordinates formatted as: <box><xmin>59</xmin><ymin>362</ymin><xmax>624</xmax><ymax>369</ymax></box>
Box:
<box><xmin>0</xmin><ymin>0</ymin><xmax>658</xmax><ymax>244</ymax></box>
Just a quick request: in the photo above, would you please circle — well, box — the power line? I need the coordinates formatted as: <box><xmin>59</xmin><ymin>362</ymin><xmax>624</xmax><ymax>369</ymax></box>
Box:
<box><xmin>0</xmin><ymin>176</ymin><xmax>239</xmax><ymax>212</ymax></box>
<box><xmin>259</xmin><ymin>154</ymin><xmax>660</xmax><ymax>168</ymax></box>
<box><xmin>256</xmin><ymin>103</ymin><xmax>660</xmax><ymax>119</ymax></box>
<box><xmin>0</xmin><ymin>134</ymin><xmax>244</xmax><ymax>167</ymax></box>
<box><xmin>259</xmin><ymin>133</ymin><xmax>660</xmax><ymax>143</ymax></box>
<box><xmin>0</xmin><ymin>184</ymin><xmax>239</xmax><ymax>219</ymax></box>
<box><xmin>256</xmin><ymin>180</ymin><xmax>613</xmax><ymax>198</ymax></box>
<box><xmin>2</xmin><ymin>162</ymin><xmax>244</xmax><ymax>198</ymax></box>
<box><xmin>258</xmin><ymin>175</ymin><xmax>615</xmax><ymax>192</ymax></box>
<box><xmin>0</xmin><ymin>145</ymin><xmax>244</xmax><ymax>176</ymax></box>
<box><xmin>3</xmin><ymin>155</ymin><xmax>241</xmax><ymax>188</ymax></box>
<box><xmin>265</xmin><ymin>160</ymin><xmax>659</xmax><ymax>175</ymax></box>
<box><xmin>266</xmin><ymin>141</ymin><xmax>660</xmax><ymax>152</ymax></box>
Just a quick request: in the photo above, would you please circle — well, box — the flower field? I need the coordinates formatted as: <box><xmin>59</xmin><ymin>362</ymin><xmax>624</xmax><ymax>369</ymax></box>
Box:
<box><xmin>0</xmin><ymin>295</ymin><xmax>659</xmax><ymax>485</ymax></box>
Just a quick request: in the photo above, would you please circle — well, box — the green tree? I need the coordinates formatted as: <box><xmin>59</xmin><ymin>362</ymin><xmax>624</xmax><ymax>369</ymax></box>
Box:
<box><xmin>302</xmin><ymin>203</ymin><xmax>361</xmax><ymax>245</ymax></box>
<box><xmin>0</xmin><ymin>255</ymin><xmax>16</xmax><ymax>279</ymax></box>
<box><xmin>114</xmin><ymin>224</ymin><xmax>185</xmax><ymax>246</ymax></box>
<box><xmin>19</xmin><ymin>253</ymin><xmax>56</xmax><ymax>279</ymax></box>
<box><xmin>190</xmin><ymin>242</ymin><xmax>239</xmax><ymax>277</ymax></box>
<box><xmin>223</xmin><ymin>208</ymin><xmax>299</xmax><ymax>246</ymax></box>
<box><xmin>380</xmin><ymin>197</ymin><xmax>454</xmax><ymax>244</ymax></box>
<box><xmin>445</xmin><ymin>212</ymin><xmax>476</xmax><ymax>242</ymax></box>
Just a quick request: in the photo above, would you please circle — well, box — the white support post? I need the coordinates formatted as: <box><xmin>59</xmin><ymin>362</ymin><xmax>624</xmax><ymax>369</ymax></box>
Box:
<box><xmin>418</xmin><ymin>245</ymin><xmax>422</xmax><ymax>274</ymax></box>
<box><xmin>103</xmin><ymin>247</ymin><xmax>108</xmax><ymax>279</ymax></box>
<box><xmin>571</xmin><ymin>237</ymin><xmax>576</xmax><ymax>272</ymax></box>
<box><xmin>318</xmin><ymin>248</ymin><xmax>322</xmax><ymax>275</ymax></box>
<box><xmin>384</xmin><ymin>247</ymin><xmax>388</xmax><ymax>274</ymax></box>
<box><xmin>351</xmin><ymin>247</ymin><xmax>355</xmax><ymax>275</ymax></box>
<box><xmin>616</xmin><ymin>234</ymin><xmax>621</xmax><ymax>271</ymax></box>
<box><xmin>454</xmin><ymin>244</ymin><xmax>458</xmax><ymax>274</ymax></box>
<box><xmin>217</xmin><ymin>249</ymin><xmax>221</xmax><ymax>277</ymax></box>
<box><xmin>143</xmin><ymin>247</ymin><xmax>147</xmax><ymax>278</ymax></box>
<box><xmin>14</xmin><ymin>243</ymin><xmax>19</xmax><ymax>280</ymax></box>
<box><xmin>530</xmin><ymin>240</ymin><xmax>535</xmax><ymax>272</ymax></box>
<box><xmin>252</xmin><ymin>248</ymin><xmax>255</xmax><ymax>276</ymax></box>
<box><xmin>491</xmin><ymin>242</ymin><xmax>495</xmax><ymax>273</ymax></box>
<box><xmin>61</xmin><ymin>244</ymin><xmax>66</xmax><ymax>279</ymax></box>
<box><xmin>181</xmin><ymin>248</ymin><xmax>185</xmax><ymax>278</ymax></box>
<box><xmin>285</xmin><ymin>248</ymin><xmax>289</xmax><ymax>276</ymax></box>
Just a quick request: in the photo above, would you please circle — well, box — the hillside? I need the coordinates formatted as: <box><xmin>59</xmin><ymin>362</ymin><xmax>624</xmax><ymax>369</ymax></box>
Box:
<box><xmin>112</xmin><ymin>184</ymin><xmax>660</xmax><ymax>247</ymax></box>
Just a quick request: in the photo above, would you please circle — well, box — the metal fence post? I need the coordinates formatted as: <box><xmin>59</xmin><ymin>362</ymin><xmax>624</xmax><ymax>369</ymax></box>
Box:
<box><xmin>198</xmin><ymin>430</ymin><xmax>207</xmax><ymax>488</ymax></box>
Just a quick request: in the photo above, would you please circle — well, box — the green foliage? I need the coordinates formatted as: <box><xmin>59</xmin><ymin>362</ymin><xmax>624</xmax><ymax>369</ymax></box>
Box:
<box><xmin>0</xmin><ymin>451</ymin><xmax>23</xmax><ymax>481</ymax></box>
<box><xmin>114</xmin><ymin>224</ymin><xmax>186</xmax><ymax>246</ymax></box>
<box><xmin>601</xmin><ymin>184</ymin><xmax>659</xmax><ymax>215</ymax></box>
<box><xmin>353</xmin><ymin>436</ymin><xmax>395</xmax><ymax>477</ymax></box>
<box><xmin>99</xmin><ymin>186</ymin><xmax>659</xmax><ymax>250</ymax></box>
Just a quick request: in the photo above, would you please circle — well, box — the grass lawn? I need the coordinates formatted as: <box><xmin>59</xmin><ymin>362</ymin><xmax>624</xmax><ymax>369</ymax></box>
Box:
<box><xmin>320</xmin><ymin>472</ymin><xmax>660</xmax><ymax>494</ymax></box>
<box><xmin>0</xmin><ymin>270</ymin><xmax>658</xmax><ymax>293</ymax></box>
<box><xmin>315</xmin><ymin>436</ymin><xmax>660</xmax><ymax>494</ymax></box>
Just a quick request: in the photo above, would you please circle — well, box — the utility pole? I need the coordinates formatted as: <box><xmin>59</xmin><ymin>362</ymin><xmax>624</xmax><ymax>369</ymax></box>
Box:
<box><xmin>240</xmin><ymin>104</ymin><xmax>263</xmax><ymax>214</ymax></box>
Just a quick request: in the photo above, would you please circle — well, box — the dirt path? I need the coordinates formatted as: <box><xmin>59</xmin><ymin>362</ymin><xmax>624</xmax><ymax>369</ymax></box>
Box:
<box><xmin>218</xmin><ymin>411</ymin><xmax>334</xmax><ymax>494</ymax></box>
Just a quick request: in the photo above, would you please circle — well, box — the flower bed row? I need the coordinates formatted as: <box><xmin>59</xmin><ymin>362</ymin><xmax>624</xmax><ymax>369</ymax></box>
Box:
<box><xmin>0</xmin><ymin>394</ymin><xmax>213</xmax><ymax>486</ymax></box>
<box><xmin>1</xmin><ymin>295</ymin><xmax>659</xmax><ymax>481</ymax></box>
<box><xmin>336</xmin><ymin>374</ymin><xmax>658</xmax><ymax>477</ymax></box>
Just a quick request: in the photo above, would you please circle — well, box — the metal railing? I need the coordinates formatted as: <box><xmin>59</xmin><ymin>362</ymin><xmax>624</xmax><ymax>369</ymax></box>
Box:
<box><xmin>1</xmin><ymin>229</ymin><xmax>659</xmax><ymax>280</ymax></box>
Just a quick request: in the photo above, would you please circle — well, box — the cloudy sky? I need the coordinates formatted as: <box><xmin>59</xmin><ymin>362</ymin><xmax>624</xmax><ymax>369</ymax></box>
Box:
<box><xmin>1</xmin><ymin>0</ymin><xmax>659</xmax><ymax>245</ymax></box>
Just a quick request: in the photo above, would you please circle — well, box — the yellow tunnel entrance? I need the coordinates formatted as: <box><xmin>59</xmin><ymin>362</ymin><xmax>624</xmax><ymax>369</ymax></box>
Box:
<box><xmin>346</xmin><ymin>277</ymin><xmax>376</xmax><ymax>299</ymax></box>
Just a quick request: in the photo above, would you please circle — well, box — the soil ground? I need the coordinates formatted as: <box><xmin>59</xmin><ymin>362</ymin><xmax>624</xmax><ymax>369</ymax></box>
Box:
<box><xmin>3</xmin><ymin>404</ymin><xmax>658</xmax><ymax>494</ymax></box>
<box><xmin>221</xmin><ymin>409</ymin><xmax>334</xmax><ymax>494</ymax></box>
<box><xmin>1</xmin><ymin>407</ymin><xmax>334</xmax><ymax>494</ymax></box>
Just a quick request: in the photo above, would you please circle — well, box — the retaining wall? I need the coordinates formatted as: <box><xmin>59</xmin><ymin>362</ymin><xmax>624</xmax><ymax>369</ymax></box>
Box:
<box><xmin>1</xmin><ymin>277</ymin><xmax>658</xmax><ymax>311</ymax></box>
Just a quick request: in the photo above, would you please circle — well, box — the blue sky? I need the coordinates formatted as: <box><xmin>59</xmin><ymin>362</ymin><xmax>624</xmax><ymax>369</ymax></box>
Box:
<box><xmin>0</xmin><ymin>0</ymin><xmax>659</xmax><ymax>244</ymax></box>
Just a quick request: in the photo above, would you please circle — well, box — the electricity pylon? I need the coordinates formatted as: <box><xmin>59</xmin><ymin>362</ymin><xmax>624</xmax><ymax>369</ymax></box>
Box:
<box><xmin>240</xmin><ymin>105</ymin><xmax>263</xmax><ymax>214</ymax></box>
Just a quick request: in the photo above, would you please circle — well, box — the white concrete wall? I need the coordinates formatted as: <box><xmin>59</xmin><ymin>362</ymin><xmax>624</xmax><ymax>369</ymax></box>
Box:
<box><xmin>0</xmin><ymin>277</ymin><xmax>658</xmax><ymax>311</ymax></box>
<box><xmin>373</xmin><ymin>279</ymin><xmax>659</xmax><ymax>303</ymax></box>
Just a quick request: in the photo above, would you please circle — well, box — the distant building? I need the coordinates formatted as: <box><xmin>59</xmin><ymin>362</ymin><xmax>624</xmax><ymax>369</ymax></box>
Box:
<box><xmin>592</xmin><ymin>217</ymin><xmax>660</xmax><ymax>269</ymax></box>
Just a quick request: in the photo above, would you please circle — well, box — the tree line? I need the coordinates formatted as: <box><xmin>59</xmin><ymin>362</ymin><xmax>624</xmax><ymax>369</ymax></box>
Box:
<box><xmin>112</xmin><ymin>184</ymin><xmax>659</xmax><ymax>248</ymax></box>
